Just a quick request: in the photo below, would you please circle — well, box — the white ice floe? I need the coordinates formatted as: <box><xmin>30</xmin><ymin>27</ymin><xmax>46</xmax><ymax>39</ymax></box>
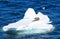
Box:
<box><xmin>2</xmin><ymin>8</ymin><xmax>55</xmax><ymax>34</ymax></box>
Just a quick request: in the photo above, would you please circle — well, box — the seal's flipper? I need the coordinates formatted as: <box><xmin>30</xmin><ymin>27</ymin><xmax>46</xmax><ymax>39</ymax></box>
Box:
<box><xmin>24</xmin><ymin>8</ymin><xmax>36</xmax><ymax>19</ymax></box>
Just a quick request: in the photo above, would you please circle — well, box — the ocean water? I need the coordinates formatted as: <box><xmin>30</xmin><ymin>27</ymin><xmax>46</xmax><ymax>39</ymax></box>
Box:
<box><xmin>0</xmin><ymin>0</ymin><xmax>60</xmax><ymax>39</ymax></box>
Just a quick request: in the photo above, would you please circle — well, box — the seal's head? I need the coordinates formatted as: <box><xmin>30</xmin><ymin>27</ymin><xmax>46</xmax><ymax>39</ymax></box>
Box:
<box><xmin>32</xmin><ymin>17</ymin><xmax>40</xmax><ymax>22</ymax></box>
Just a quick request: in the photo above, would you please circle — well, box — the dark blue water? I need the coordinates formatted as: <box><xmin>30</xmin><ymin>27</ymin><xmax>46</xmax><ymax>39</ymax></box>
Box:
<box><xmin>0</xmin><ymin>0</ymin><xmax>60</xmax><ymax>39</ymax></box>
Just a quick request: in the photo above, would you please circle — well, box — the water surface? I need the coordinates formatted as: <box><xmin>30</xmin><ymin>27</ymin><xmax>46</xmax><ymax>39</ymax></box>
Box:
<box><xmin>0</xmin><ymin>0</ymin><xmax>60</xmax><ymax>39</ymax></box>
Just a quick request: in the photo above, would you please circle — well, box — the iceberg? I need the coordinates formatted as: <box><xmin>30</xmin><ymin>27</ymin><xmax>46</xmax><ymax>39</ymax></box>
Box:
<box><xmin>2</xmin><ymin>8</ymin><xmax>55</xmax><ymax>35</ymax></box>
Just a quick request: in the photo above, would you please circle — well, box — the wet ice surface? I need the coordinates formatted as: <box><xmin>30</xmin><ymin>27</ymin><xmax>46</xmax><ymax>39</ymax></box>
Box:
<box><xmin>0</xmin><ymin>0</ymin><xmax>60</xmax><ymax>39</ymax></box>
